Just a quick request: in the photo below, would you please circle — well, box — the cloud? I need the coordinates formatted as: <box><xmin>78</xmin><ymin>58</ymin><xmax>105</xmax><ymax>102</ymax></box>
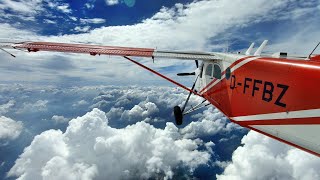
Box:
<box><xmin>0</xmin><ymin>116</ymin><xmax>23</xmax><ymax>141</ymax></box>
<box><xmin>85</xmin><ymin>3</ymin><xmax>95</xmax><ymax>9</ymax></box>
<box><xmin>8</xmin><ymin>108</ymin><xmax>211</xmax><ymax>179</ymax></box>
<box><xmin>74</xmin><ymin>26</ymin><xmax>91</xmax><ymax>33</ymax></box>
<box><xmin>0</xmin><ymin>100</ymin><xmax>15</xmax><ymax>115</ymax></box>
<box><xmin>120</xmin><ymin>102</ymin><xmax>160</xmax><ymax>122</ymax></box>
<box><xmin>43</xmin><ymin>19</ymin><xmax>56</xmax><ymax>24</ymax></box>
<box><xmin>0</xmin><ymin>0</ymin><xmax>43</xmax><ymax>16</ymax></box>
<box><xmin>80</xmin><ymin>18</ymin><xmax>106</xmax><ymax>24</ymax></box>
<box><xmin>217</xmin><ymin>131</ymin><xmax>320</xmax><ymax>180</ymax></box>
<box><xmin>51</xmin><ymin>115</ymin><xmax>69</xmax><ymax>124</ymax></box>
<box><xmin>180</xmin><ymin>107</ymin><xmax>238</xmax><ymax>139</ymax></box>
<box><xmin>91</xmin><ymin>86</ymin><xmax>204</xmax><ymax>125</ymax></box>
<box><xmin>17</xmin><ymin>100</ymin><xmax>48</xmax><ymax>114</ymax></box>
<box><xmin>69</xmin><ymin>16</ymin><xmax>77</xmax><ymax>21</ymax></box>
<box><xmin>39</xmin><ymin>56</ymin><xmax>76</xmax><ymax>71</ymax></box>
<box><xmin>72</xmin><ymin>100</ymin><xmax>89</xmax><ymax>107</ymax></box>
<box><xmin>47</xmin><ymin>2</ymin><xmax>72</xmax><ymax>14</ymax></box>
<box><xmin>105</xmin><ymin>0</ymin><xmax>119</xmax><ymax>6</ymax></box>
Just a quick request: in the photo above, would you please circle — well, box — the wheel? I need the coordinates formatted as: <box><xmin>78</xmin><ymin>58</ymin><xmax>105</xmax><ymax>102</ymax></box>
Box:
<box><xmin>174</xmin><ymin>106</ymin><xmax>183</xmax><ymax>125</ymax></box>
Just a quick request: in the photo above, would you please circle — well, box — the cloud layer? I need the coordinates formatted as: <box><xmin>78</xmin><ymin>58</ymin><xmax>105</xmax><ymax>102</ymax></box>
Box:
<box><xmin>1</xmin><ymin>84</ymin><xmax>320</xmax><ymax>179</ymax></box>
<box><xmin>8</xmin><ymin>108</ymin><xmax>211</xmax><ymax>179</ymax></box>
<box><xmin>217</xmin><ymin>131</ymin><xmax>320</xmax><ymax>180</ymax></box>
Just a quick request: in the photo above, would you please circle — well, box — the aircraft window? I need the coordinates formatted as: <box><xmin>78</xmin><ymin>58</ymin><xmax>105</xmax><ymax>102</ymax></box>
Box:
<box><xmin>213</xmin><ymin>64</ymin><xmax>222</xmax><ymax>79</ymax></box>
<box><xmin>225</xmin><ymin>67</ymin><xmax>231</xmax><ymax>80</ymax></box>
<box><xmin>205</xmin><ymin>64</ymin><xmax>213</xmax><ymax>76</ymax></box>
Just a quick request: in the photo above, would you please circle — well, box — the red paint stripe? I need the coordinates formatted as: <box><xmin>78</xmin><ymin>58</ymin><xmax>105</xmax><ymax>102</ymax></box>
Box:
<box><xmin>233</xmin><ymin>117</ymin><xmax>320</xmax><ymax>126</ymax></box>
<box><xmin>228</xmin><ymin>119</ymin><xmax>320</xmax><ymax>157</ymax></box>
<box><xmin>199</xmin><ymin>56</ymin><xmax>253</xmax><ymax>93</ymax></box>
<box><xmin>123</xmin><ymin>56</ymin><xmax>201</xmax><ymax>96</ymax></box>
<box><xmin>19</xmin><ymin>42</ymin><xmax>155</xmax><ymax>57</ymax></box>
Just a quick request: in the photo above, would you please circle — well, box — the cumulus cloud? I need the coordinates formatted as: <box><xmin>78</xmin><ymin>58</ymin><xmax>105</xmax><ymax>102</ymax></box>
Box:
<box><xmin>217</xmin><ymin>131</ymin><xmax>320</xmax><ymax>180</ymax></box>
<box><xmin>181</xmin><ymin>107</ymin><xmax>231</xmax><ymax>139</ymax></box>
<box><xmin>0</xmin><ymin>100</ymin><xmax>15</xmax><ymax>115</ymax></box>
<box><xmin>180</xmin><ymin>106</ymin><xmax>244</xmax><ymax>139</ymax></box>
<box><xmin>8</xmin><ymin>108</ymin><xmax>210</xmax><ymax>179</ymax></box>
<box><xmin>51</xmin><ymin>115</ymin><xmax>69</xmax><ymax>124</ymax></box>
<box><xmin>0</xmin><ymin>116</ymin><xmax>23</xmax><ymax>141</ymax></box>
<box><xmin>120</xmin><ymin>101</ymin><xmax>160</xmax><ymax>122</ymax></box>
<box><xmin>18</xmin><ymin>100</ymin><xmax>48</xmax><ymax>113</ymax></box>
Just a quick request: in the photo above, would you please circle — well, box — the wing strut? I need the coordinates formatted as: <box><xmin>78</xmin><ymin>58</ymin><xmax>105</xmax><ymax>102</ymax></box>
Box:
<box><xmin>123</xmin><ymin>56</ymin><xmax>200</xmax><ymax>96</ymax></box>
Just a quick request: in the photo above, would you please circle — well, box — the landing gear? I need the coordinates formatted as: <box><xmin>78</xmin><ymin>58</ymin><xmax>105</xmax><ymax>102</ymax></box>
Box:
<box><xmin>174</xmin><ymin>106</ymin><xmax>183</xmax><ymax>125</ymax></box>
<box><xmin>173</xmin><ymin>99</ymin><xmax>210</xmax><ymax>125</ymax></box>
<box><xmin>173</xmin><ymin>60</ymin><xmax>209</xmax><ymax>125</ymax></box>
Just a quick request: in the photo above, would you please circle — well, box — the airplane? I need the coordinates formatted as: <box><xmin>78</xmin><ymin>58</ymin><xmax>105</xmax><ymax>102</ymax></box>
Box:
<box><xmin>0</xmin><ymin>40</ymin><xmax>320</xmax><ymax>157</ymax></box>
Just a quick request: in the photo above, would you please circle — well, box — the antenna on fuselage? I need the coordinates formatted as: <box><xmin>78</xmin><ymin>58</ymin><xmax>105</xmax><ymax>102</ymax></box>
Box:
<box><xmin>254</xmin><ymin>40</ymin><xmax>268</xmax><ymax>56</ymax></box>
<box><xmin>308</xmin><ymin>42</ymin><xmax>320</xmax><ymax>59</ymax></box>
<box><xmin>245</xmin><ymin>42</ymin><xmax>255</xmax><ymax>55</ymax></box>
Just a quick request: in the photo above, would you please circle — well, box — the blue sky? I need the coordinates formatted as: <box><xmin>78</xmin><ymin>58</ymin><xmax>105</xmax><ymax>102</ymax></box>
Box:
<box><xmin>1</xmin><ymin>0</ymin><xmax>320</xmax><ymax>179</ymax></box>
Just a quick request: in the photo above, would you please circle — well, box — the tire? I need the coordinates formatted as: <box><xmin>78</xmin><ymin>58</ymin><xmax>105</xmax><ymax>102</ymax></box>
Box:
<box><xmin>174</xmin><ymin>106</ymin><xmax>183</xmax><ymax>125</ymax></box>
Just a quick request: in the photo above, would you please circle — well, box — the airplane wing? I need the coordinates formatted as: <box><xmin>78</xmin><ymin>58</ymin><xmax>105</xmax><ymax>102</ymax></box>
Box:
<box><xmin>5</xmin><ymin>41</ymin><xmax>216</xmax><ymax>60</ymax></box>
<box><xmin>1</xmin><ymin>41</ymin><xmax>216</xmax><ymax>95</ymax></box>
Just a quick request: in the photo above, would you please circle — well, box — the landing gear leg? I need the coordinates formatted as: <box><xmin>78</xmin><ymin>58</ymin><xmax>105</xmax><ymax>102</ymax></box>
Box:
<box><xmin>174</xmin><ymin>106</ymin><xmax>183</xmax><ymax>125</ymax></box>
<box><xmin>173</xmin><ymin>75</ymin><xmax>199</xmax><ymax>125</ymax></box>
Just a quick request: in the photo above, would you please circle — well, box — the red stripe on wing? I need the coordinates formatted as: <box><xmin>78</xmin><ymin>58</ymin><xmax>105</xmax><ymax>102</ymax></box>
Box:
<box><xmin>16</xmin><ymin>42</ymin><xmax>155</xmax><ymax>57</ymax></box>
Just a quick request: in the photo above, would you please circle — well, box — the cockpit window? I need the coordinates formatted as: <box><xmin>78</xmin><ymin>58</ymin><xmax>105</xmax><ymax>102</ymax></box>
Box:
<box><xmin>225</xmin><ymin>67</ymin><xmax>231</xmax><ymax>80</ymax></box>
<box><xmin>205</xmin><ymin>64</ymin><xmax>213</xmax><ymax>76</ymax></box>
<box><xmin>213</xmin><ymin>64</ymin><xmax>221</xmax><ymax>79</ymax></box>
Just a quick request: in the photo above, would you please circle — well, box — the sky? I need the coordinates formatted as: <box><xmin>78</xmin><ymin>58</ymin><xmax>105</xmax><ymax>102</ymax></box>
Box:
<box><xmin>0</xmin><ymin>0</ymin><xmax>320</xmax><ymax>179</ymax></box>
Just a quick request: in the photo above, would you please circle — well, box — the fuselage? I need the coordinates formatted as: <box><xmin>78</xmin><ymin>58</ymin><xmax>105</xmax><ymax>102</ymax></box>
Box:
<box><xmin>196</xmin><ymin>53</ymin><xmax>320</xmax><ymax>156</ymax></box>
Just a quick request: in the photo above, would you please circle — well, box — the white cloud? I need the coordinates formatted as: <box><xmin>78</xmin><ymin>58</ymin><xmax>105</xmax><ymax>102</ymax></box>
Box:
<box><xmin>69</xmin><ymin>16</ymin><xmax>77</xmax><ymax>21</ymax></box>
<box><xmin>217</xmin><ymin>131</ymin><xmax>320</xmax><ymax>180</ymax></box>
<box><xmin>43</xmin><ymin>19</ymin><xmax>56</xmax><ymax>24</ymax></box>
<box><xmin>85</xmin><ymin>3</ymin><xmax>95</xmax><ymax>9</ymax></box>
<box><xmin>121</xmin><ymin>102</ymin><xmax>159</xmax><ymax>122</ymax></box>
<box><xmin>80</xmin><ymin>18</ymin><xmax>106</xmax><ymax>24</ymax></box>
<box><xmin>72</xmin><ymin>100</ymin><xmax>89</xmax><ymax>107</ymax></box>
<box><xmin>0</xmin><ymin>23</ymin><xmax>35</xmax><ymax>40</ymax></box>
<box><xmin>47</xmin><ymin>2</ymin><xmax>72</xmax><ymax>14</ymax></box>
<box><xmin>18</xmin><ymin>100</ymin><xmax>48</xmax><ymax>113</ymax></box>
<box><xmin>0</xmin><ymin>116</ymin><xmax>23</xmax><ymax>141</ymax></box>
<box><xmin>0</xmin><ymin>0</ymin><xmax>43</xmax><ymax>16</ymax></box>
<box><xmin>74</xmin><ymin>26</ymin><xmax>91</xmax><ymax>33</ymax></box>
<box><xmin>57</xmin><ymin>4</ymin><xmax>72</xmax><ymax>14</ymax></box>
<box><xmin>181</xmin><ymin>107</ymin><xmax>242</xmax><ymax>139</ymax></box>
<box><xmin>105</xmin><ymin>0</ymin><xmax>119</xmax><ymax>6</ymax></box>
<box><xmin>8</xmin><ymin>108</ymin><xmax>210</xmax><ymax>179</ymax></box>
<box><xmin>0</xmin><ymin>100</ymin><xmax>15</xmax><ymax>115</ymax></box>
<box><xmin>51</xmin><ymin>115</ymin><xmax>69</xmax><ymax>124</ymax></box>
